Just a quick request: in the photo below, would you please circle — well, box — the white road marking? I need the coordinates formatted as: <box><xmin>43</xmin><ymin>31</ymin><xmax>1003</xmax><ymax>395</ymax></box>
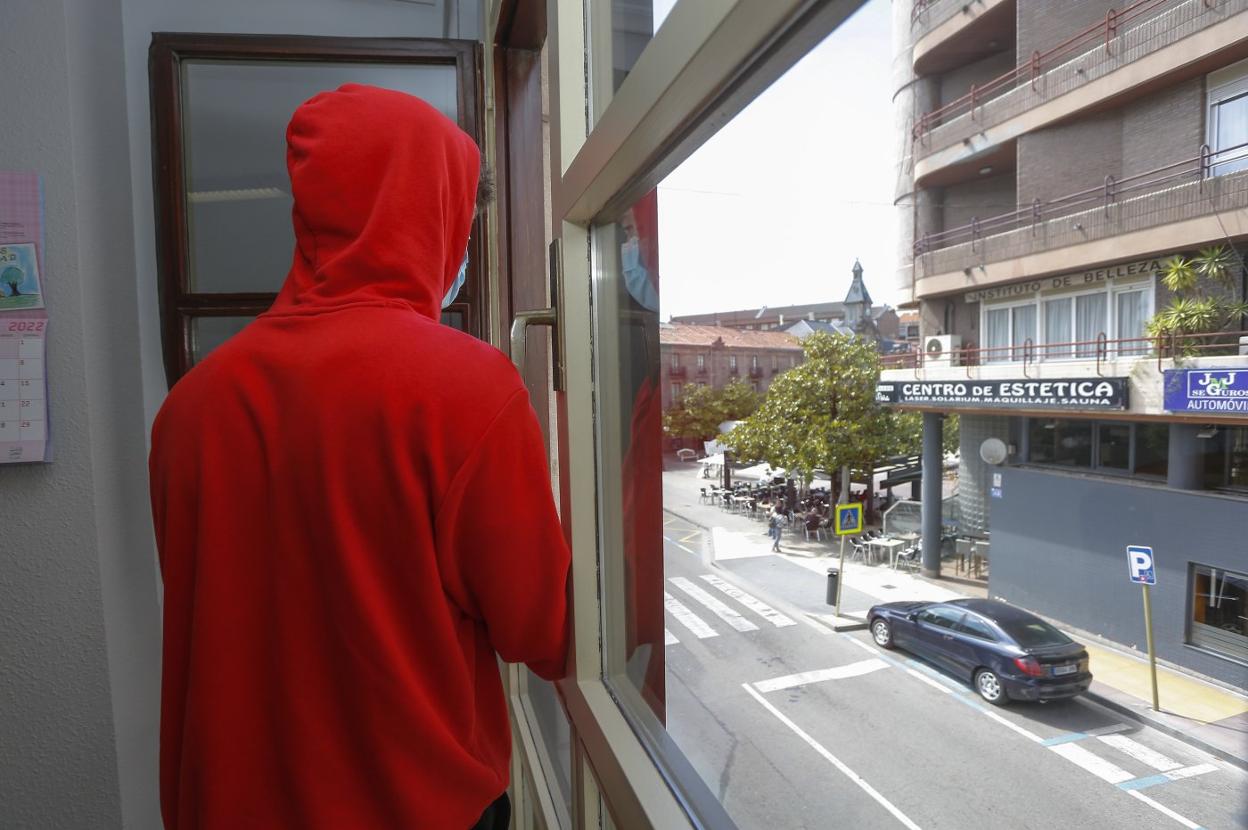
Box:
<box><xmin>668</xmin><ymin>577</ymin><xmax>758</xmax><ymax>632</ymax></box>
<box><xmin>1127</xmin><ymin>790</ymin><xmax>1201</xmax><ymax>829</ymax></box>
<box><xmin>1049</xmin><ymin>743</ymin><xmax>1134</xmax><ymax>784</ymax></box>
<box><xmin>905</xmin><ymin>667</ymin><xmax>954</xmax><ymax>694</ymax></box>
<box><xmin>1097</xmin><ymin>735</ymin><xmax>1182</xmax><ymax>772</ymax></box>
<box><xmin>664</xmin><ymin>629</ymin><xmax>679</xmax><ymax>646</ymax></box>
<box><xmin>1085</xmin><ymin>723</ymin><xmax>1131</xmax><ymax>736</ymax></box>
<box><xmin>1165</xmin><ymin>763</ymin><xmax>1218</xmax><ymax>782</ymax></box>
<box><xmin>663</xmin><ymin>536</ymin><xmax>697</xmax><ymax>556</ymax></box>
<box><xmin>983</xmin><ymin>710</ymin><xmax>1043</xmax><ymax>744</ymax></box>
<box><xmin>699</xmin><ymin>574</ymin><xmax>797</xmax><ymax>627</ymax></box>
<box><xmin>753</xmin><ymin>659</ymin><xmax>890</xmax><ymax>693</ymax></box>
<box><xmin>742</xmin><ymin>684</ymin><xmax>924</xmax><ymax>830</ymax></box>
<box><xmin>663</xmin><ymin>592</ymin><xmax>717</xmax><ymax>639</ymax></box>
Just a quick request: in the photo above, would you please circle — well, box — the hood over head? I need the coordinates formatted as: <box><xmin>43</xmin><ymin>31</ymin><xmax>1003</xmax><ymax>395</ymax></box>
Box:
<box><xmin>271</xmin><ymin>83</ymin><xmax>480</xmax><ymax>320</ymax></box>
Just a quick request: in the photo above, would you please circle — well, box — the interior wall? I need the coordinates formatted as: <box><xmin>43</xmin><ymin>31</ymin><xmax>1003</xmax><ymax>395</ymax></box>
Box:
<box><xmin>0</xmin><ymin>1</ymin><xmax>128</xmax><ymax>826</ymax></box>
<box><xmin>120</xmin><ymin>0</ymin><xmax>482</xmax><ymax>427</ymax></box>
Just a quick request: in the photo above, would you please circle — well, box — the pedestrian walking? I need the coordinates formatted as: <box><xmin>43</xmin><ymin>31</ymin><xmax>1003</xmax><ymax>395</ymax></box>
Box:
<box><xmin>769</xmin><ymin>502</ymin><xmax>785</xmax><ymax>552</ymax></box>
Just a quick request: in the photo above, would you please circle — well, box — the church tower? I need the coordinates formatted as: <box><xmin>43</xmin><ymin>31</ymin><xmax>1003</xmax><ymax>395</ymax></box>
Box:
<box><xmin>843</xmin><ymin>259</ymin><xmax>873</xmax><ymax>331</ymax></box>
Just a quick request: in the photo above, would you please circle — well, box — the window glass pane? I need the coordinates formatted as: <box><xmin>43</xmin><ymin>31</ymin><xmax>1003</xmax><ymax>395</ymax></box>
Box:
<box><xmin>1028</xmin><ymin>419</ymin><xmax>1057</xmax><ymax>464</ymax></box>
<box><xmin>525</xmin><ymin>673</ymin><xmax>574</xmax><ymax>823</ymax></box>
<box><xmin>440</xmin><ymin>308</ymin><xmax>467</xmax><ymax>332</ymax></box>
<box><xmin>190</xmin><ymin>315</ymin><xmax>254</xmax><ymax>364</ymax></box>
<box><xmin>183</xmin><ymin>60</ymin><xmax>457</xmax><ymax>293</ymax></box>
<box><xmin>1135</xmin><ymin>423</ymin><xmax>1169</xmax><ymax>477</ymax></box>
<box><xmin>999</xmin><ymin>619</ymin><xmax>1072</xmax><ymax>647</ymax></box>
<box><xmin>1229</xmin><ymin>427</ymin><xmax>1248</xmax><ymax>488</ymax></box>
<box><xmin>1043</xmin><ymin>297</ymin><xmax>1072</xmax><ymax>359</ymax></box>
<box><xmin>1029</xmin><ymin>419</ymin><xmax>1091</xmax><ymax>467</ymax></box>
<box><xmin>956</xmin><ymin>615</ymin><xmax>997</xmax><ymax>640</ymax></box>
<box><xmin>984</xmin><ymin>307</ymin><xmax>1010</xmax><ymax>363</ymax></box>
<box><xmin>1212</xmin><ymin>91</ymin><xmax>1248</xmax><ymax>175</ymax></box>
<box><xmin>1075</xmin><ymin>293</ymin><xmax>1107</xmax><ymax>358</ymax></box>
<box><xmin>1190</xmin><ymin>566</ymin><xmax>1248</xmax><ymax>661</ymax></box>
<box><xmin>1011</xmin><ymin>305</ymin><xmax>1036</xmax><ymax>361</ymax></box>
<box><xmin>1098</xmin><ymin>422</ymin><xmax>1130</xmax><ymax>470</ymax></box>
<box><xmin>593</xmin><ymin>0</ymin><xmax>677</xmax><ymax>122</ymax></box>
<box><xmin>1116</xmin><ymin>290</ymin><xmax>1147</xmax><ymax>355</ymax></box>
<box><xmin>1202</xmin><ymin>427</ymin><xmax>1228</xmax><ymax>490</ymax></box>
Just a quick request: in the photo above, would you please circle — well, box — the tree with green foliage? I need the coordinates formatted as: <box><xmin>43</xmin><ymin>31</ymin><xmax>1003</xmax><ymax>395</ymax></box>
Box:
<box><xmin>2</xmin><ymin>266</ymin><xmax>23</xmax><ymax>296</ymax></box>
<box><xmin>662</xmin><ymin>379</ymin><xmax>763</xmax><ymax>442</ymax></box>
<box><xmin>727</xmin><ymin>332</ymin><xmax>925</xmax><ymax>484</ymax></box>
<box><xmin>1146</xmin><ymin>246</ymin><xmax>1248</xmax><ymax>345</ymax></box>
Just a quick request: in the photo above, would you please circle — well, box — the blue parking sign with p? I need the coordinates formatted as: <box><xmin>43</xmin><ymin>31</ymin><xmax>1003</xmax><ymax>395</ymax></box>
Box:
<box><xmin>1127</xmin><ymin>545</ymin><xmax>1156</xmax><ymax>585</ymax></box>
<box><xmin>834</xmin><ymin>503</ymin><xmax>863</xmax><ymax>536</ymax></box>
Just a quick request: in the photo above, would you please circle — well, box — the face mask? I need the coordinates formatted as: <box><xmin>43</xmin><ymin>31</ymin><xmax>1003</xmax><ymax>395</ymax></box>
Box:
<box><xmin>442</xmin><ymin>253</ymin><xmax>468</xmax><ymax>309</ymax></box>
<box><xmin>620</xmin><ymin>236</ymin><xmax>659</xmax><ymax>312</ymax></box>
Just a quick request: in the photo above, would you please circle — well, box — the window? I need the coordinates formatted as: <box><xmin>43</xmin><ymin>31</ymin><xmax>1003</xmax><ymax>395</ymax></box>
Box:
<box><xmin>751</xmin><ymin>355</ymin><xmax>759</xmax><ymax>370</ymax></box>
<box><xmin>982</xmin><ymin>302</ymin><xmax>1036</xmax><ymax>363</ymax></box>
<box><xmin>999</xmin><ymin>619</ymin><xmax>1072</xmax><ymax>648</ymax></box>
<box><xmin>670</xmin><ymin>353</ymin><xmax>680</xmax><ymax>370</ymax></box>
<box><xmin>1027</xmin><ymin>419</ymin><xmax>1168</xmax><ymax>477</ymax></box>
<box><xmin>917</xmin><ymin>606</ymin><xmax>964</xmax><ymax>629</ymax></box>
<box><xmin>149</xmin><ymin>34</ymin><xmax>482</xmax><ymax>384</ymax></box>
<box><xmin>1115</xmin><ymin>289</ymin><xmax>1148</xmax><ymax>355</ymax></box>
<box><xmin>956</xmin><ymin>614</ymin><xmax>998</xmax><ymax>641</ymax></box>
<box><xmin>671</xmin><ymin>383</ymin><xmax>682</xmax><ymax>401</ymax></box>
<box><xmin>729</xmin><ymin>355</ymin><xmax>738</xmax><ymax>372</ymax></box>
<box><xmin>771</xmin><ymin>354</ymin><xmax>778</xmax><ymax>370</ymax></box>
<box><xmin>1189</xmin><ymin>565</ymin><xmax>1248</xmax><ymax>663</ymax></box>
<box><xmin>1201</xmin><ymin>426</ymin><xmax>1248</xmax><ymax>490</ymax></box>
<box><xmin>751</xmin><ymin>381</ymin><xmax>759</xmax><ymax>393</ymax></box>
<box><xmin>1207</xmin><ymin>59</ymin><xmax>1248</xmax><ymax>176</ymax></box>
<box><xmin>697</xmin><ymin>353</ymin><xmax>706</xmax><ymax>370</ymax></box>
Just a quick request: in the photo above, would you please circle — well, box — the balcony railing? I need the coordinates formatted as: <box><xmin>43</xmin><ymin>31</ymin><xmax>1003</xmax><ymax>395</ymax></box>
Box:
<box><xmin>911</xmin><ymin>0</ymin><xmax>987</xmax><ymax>41</ymax></box>
<box><xmin>881</xmin><ymin>329</ymin><xmax>1248</xmax><ymax>375</ymax></box>
<box><xmin>913</xmin><ymin>0</ymin><xmax>1245</xmax><ymax>160</ymax></box>
<box><xmin>914</xmin><ymin>142</ymin><xmax>1248</xmax><ymax>276</ymax></box>
<box><xmin>749</xmin><ymin>366</ymin><xmax>765</xmax><ymax>378</ymax></box>
<box><xmin>669</xmin><ymin>365</ymin><xmax>688</xmax><ymax>378</ymax></box>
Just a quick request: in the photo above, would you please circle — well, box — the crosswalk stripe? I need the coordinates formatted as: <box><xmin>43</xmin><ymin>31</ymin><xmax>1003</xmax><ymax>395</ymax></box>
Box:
<box><xmin>663</xmin><ymin>592</ymin><xmax>717</xmax><ymax>639</ymax></box>
<box><xmin>1127</xmin><ymin>791</ymin><xmax>1201</xmax><ymax>829</ymax></box>
<box><xmin>668</xmin><ymin>577</ymin><xmax>759</xmax><ymax>632</ymax></box>
<box><xmin>1049</xmin><ymin>743</ymin><xmax>1133</xmax><ymax>784</ymax></box>
<box><xmin>664</xmin><ymin>629</ymin><xmax>679</xmax><ymax>646</ymax></box>
<box><xmin>1165</xmin><ymin>762</ymin><xmax>1218</xmax><ymax>781</ymax></box>
<box><xmin>699</xmin><ymin>574</ymin><xmax>797</xmax><ymax>627</ymax></box>
<box><xmin>1096</xmin><ymin>735</ymin><xmax>1181</xmax><ymax>772</ymax></box>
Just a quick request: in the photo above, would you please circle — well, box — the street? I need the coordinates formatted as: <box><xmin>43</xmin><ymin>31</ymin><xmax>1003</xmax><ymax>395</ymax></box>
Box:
<box><xmin>660</xmin><ymin>516</ymin><xmax>1248</xmax><ymax>830</ymax></box>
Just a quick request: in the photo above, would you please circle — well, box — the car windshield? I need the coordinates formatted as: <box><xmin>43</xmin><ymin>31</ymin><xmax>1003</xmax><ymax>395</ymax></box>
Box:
<box><xmin>999</xmin><ymin>618</ymin><xmax>1073</xmax><ymax>648</ymax></box>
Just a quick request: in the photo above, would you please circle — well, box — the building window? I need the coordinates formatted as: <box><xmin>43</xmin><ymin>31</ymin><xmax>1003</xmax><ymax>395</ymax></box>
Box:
<box><xmin>982</xmin><ymin>277</ymin><xmax>1152</xmax><ymax>364</ymax></box>
<box><xmin>1201</xmin><ymin>426</ymin><xmax>1248</xmax><ymax>490</ymax></box>
<box><xmin>670</xmin><ymin>353</ymin><xmax>680</xmax><ymax>370</ymax></box>
<box><xmin>1189</xmin><ymin>565</ymin><xmax>1248</xmax><ymax>664</ymax></box>
<box><xmin>771</xmin><ymin>354</ymin><xmax>778</xmax><ymax>370</ymax></box>
<box><xmin>729</xmin><ymin>355</ymin><xmax>738</xmax><ymax>372</ymax></box>
<box><xmin>751</xmin><ymin>381</ymin><xmax>759</xmax><ymax>393</ymax></box>
<box><xmin>751</xmin><ymin>355</ymin><xmax>759</xmax><ymax>370</ymax></box>
<box><xmin>697</xmin><ymin>353</ymin><xmax>706</xmax><ymax>370</ymax></box>
<box><xmin>1207</xmin><ymin>59</ymin><xmax>1248</xmax><ymax>176</ymax></box>
<box><xmin>671</xmin><ymin>383</ymin><xmax>682</xmax><ymax>401</ymax></box>
<box><xmin>1026</xmin><ymin>419</ymin><xmax>1169</xmax><ymax>478</ymax></box>
<box><xmin>148</xmin><ymin>34</ymin><xmax>482</xmax><ymax>385</ymax></box>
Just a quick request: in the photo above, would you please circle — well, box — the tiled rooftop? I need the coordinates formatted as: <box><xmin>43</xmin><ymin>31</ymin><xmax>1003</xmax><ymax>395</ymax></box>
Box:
<box><xmin>659</xmin><ymin>323</ymin><xmax>803</xmax><ymax>350</ymax></box>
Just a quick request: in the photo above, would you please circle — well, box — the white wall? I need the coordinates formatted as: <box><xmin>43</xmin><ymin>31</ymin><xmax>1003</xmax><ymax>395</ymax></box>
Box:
<box><xmin>1</xmin><ymin>1</ymin><xmax>482</xmax><ymax>827</ymax></box>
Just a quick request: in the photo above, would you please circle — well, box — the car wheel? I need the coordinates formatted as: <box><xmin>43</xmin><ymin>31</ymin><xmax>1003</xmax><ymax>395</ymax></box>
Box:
<box><xmin>871</xmin><ymin>618</ymin><xmax>894</xmax><ymax>649</ymax></box>
<box><xmin>974</xmin><ymin>669</ymin><xmax>1008</xmax><ymax>706</ymax></box>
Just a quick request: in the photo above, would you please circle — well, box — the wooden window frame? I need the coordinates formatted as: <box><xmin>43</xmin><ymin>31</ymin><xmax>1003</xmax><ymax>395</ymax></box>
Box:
<box><xmin>149</xmin><ymin>32</ymin><xmax>482</xmax><ymax>386</ymax></box>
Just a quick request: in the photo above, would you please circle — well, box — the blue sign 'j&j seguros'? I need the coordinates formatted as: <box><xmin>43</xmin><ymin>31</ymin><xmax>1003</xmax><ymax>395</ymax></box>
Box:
<box><xmin>1163</xmin><ymin>369</ymin><xmax>1248</xmax><ymax>415</ymax></box>
<box><xmin>1127</xmin><ymin>545</ymin><xmax>1156</xmax><ymax>585</ymax></box>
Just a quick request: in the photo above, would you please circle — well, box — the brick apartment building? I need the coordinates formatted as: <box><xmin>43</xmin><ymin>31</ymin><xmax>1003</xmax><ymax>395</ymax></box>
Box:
<box><xmin>659</xmin><ymin>324</ymin><xmax>804</xmax><ymax>412</ymax></box>
<box><xmin>884</xmin><ymin>0</ymin><xmax>1248</xmax><ymax>686</ymax></box>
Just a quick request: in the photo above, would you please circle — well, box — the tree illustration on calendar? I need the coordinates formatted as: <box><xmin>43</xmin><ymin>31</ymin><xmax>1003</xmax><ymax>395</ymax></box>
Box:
<box><xmin>0</xmin><ymin>244</ymin><xmax>44</xmax><ymax>310</ymax></box>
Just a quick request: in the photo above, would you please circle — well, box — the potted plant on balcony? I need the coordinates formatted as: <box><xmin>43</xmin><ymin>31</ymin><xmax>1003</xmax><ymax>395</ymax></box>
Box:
<box><xmin>1146</xmin><ymin>245</ymin><xmax>1248</xmax><ymax>358</ymax></box>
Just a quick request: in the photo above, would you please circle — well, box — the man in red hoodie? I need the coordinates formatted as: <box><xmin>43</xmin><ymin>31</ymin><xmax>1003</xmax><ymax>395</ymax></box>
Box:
<box><xmin>149</xmin><ymin>84</ymin><xmax>571</xmax><ymax>829</ymax></box>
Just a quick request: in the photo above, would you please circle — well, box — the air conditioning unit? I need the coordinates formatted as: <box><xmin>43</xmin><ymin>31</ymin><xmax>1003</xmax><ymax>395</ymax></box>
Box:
<box><xmin>925</xmin><ymin>335</ymin><xmax>962</xmax><ymax>367</ymax></box>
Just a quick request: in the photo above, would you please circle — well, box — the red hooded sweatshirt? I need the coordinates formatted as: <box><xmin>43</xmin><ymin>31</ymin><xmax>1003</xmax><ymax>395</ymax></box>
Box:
<box><xmin>149</xmin><ymin>84</ymin><xmax>570</xmax><ymax>829</ymax></box>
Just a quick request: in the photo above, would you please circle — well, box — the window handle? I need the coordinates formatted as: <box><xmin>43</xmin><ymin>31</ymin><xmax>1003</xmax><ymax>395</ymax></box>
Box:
<box><xmin>509</xmin><ymin>239</ymin><xmax>566</xmax><ymax>391</ymax></box>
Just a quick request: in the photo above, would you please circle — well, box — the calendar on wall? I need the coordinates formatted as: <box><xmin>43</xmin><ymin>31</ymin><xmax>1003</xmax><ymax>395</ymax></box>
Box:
<box><xmin>0</xmin><ymin>173</ymin><xmax>51</xmax><ymax>463</ymax></box>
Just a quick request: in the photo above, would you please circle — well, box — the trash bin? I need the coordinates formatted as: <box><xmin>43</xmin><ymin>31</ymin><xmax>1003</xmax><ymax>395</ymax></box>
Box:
<box><xmin>825</xmin><ymin>567</ymin><xmax>839</xmax><ymax>606</ymax></box>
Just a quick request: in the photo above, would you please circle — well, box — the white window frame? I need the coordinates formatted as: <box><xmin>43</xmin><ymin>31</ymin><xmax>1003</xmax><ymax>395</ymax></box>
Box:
<box><xmin>980</xmin><ymin>276</ymin><xmax>1154</xmax><ymax>363</ymax></box>
<box><xmin>981</xmin><ymin>297</ymin><xmax>1035</xmax><ymax>363</ymax></box>
<box><xmin>1207</xmin><ymin>58</ymin><xmax>1248</xmax><ymax>175</ymax></box>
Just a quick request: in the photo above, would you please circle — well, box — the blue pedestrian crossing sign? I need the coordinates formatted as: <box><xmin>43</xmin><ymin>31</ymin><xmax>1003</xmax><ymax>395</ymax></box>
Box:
<box><xmin>1127</xmin><ymin>545</ymin><xmax>1156</xmax><ymax>585</ymax></box>
<box><xmin>834</xmin><ymin>503</ymin><xmax>863</xmax><ymax>536</ymax></box>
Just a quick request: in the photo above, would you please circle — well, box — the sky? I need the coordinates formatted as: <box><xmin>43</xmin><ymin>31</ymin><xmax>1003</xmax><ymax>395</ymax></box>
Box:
<box><xmin>649</xmin><ymin>0</ymin><xmax>899</xmax><ymax>320</ymax></box>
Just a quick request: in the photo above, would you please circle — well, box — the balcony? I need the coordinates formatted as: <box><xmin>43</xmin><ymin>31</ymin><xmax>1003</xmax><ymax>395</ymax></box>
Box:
<box><xmin>749</xmin><ymin>366</ymin><xmax>765</xmax><ymax>379</ymax></box>
<box><xmin>913</xmin><ymin>0</ymin><xmax>1248</xmax><ymax>180</ymax></box>
<box><xmin>912</xmin><ymin>0</ymin><xmax>1015</xmax><ymax>75</ymax></box>
<box><xmin>913</xmin><ymin>142</ymin><xmax>1248</xmax><ymax>297</ymax></box>
<box><xmin>911</xmin><ymin>0</ymin><xmax>1011</xmax><ymax>49</ymax></box>
<box><xmin>669</xmin><ymin>365</ymin><xmax>688</xmax><ymax>379</ymax></box>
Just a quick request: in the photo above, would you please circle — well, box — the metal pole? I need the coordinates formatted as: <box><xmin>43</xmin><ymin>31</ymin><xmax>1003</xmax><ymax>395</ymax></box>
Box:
<box><xmin>835</xmin><ymin>533</ymin><xmax>847</xmax><ymax>616</ymax></box>
<box><xmin>1142</xmin><ymin>584</ymin><xmax>1160</xmax><ymax>711</ymax></box>
<box><xmin>921</xmin><ymin>412</ymin><xmax>943</xmax><ymax>577</ymax></box>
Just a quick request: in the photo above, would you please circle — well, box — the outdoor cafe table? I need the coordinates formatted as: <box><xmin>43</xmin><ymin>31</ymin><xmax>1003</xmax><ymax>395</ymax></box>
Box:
<box><xmin>867</xmin><ymin>537</ymin><xmax>905</xmax><ymax>567</ymax></box>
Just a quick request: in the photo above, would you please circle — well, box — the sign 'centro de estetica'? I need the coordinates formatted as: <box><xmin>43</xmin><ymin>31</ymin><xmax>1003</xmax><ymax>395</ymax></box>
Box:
<box><xmin>876</xmin><ymin>378</ymin><xmax>1129</xmax><ymax>409</ymax></box>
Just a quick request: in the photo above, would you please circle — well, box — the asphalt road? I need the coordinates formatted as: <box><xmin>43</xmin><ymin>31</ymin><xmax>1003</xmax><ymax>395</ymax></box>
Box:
<box><xmin>659</xmin><ymin>516</ymin><xmax>1248</xmax><ymax>830</ymax></box>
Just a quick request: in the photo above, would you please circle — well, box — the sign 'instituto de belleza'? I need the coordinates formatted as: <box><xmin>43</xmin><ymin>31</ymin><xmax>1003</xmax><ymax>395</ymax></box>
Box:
<box><xmin>876</xmin><ymin>378</ymin><xmax>1129</xmax><ymax>410</ymax></box>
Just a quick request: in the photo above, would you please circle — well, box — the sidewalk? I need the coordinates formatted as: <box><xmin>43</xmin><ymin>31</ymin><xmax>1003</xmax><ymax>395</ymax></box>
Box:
<box><xmin>664</xmin><ymin>464</ymin><xmax>1248</xmax><ymax>769</ymax></box>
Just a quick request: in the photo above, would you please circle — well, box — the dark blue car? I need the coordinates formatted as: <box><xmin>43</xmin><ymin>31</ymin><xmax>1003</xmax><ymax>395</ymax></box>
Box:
<box><xmin>867</xmin><ymin>598</ymin><xmax>1091</xmax><ymax>705</ymax></box>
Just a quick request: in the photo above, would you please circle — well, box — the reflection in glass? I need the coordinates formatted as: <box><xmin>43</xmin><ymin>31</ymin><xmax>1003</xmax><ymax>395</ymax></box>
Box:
<box><xmin>1097</xmin><ymin>423</ymin><xmax>1130</xmax><ymax>470</ymax></box>
<box><xmin>183</xmin><ymin>61</ymin><xmax>457</xmax><ymax>294</ymax></box>
<box><xmin>1190</xmin><ymin>565</ymin><xmax>1248</xmax><ymax>660</ymax></box>
<box><xmin>1135</xmin><ymin>423</ymin><xmax>1169</xmax><ymax>477</ymax></box>
<box><xmin>525</xmin><ymin>671</ymin><xmax>573</xmax><ymax>825</ymax></box>
<box><xmin>190</xmin><ymin>315</ymin><xmax>254</xmax><ymax>364</ymax></box>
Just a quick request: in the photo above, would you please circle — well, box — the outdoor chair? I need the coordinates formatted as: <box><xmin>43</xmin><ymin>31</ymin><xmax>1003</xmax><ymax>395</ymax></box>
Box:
<box><xmin>894</xmin><ymin>545</ymin><xmax>920</xmax><ymax>572</ymax></box>
<box><xmin>849</xmin><ymin>538</ymin><xmax>867</xmax><ymax>562</ymax></box>
<box><xmin>804</xmin><ymin>516</ymin><xmax>824</xmax><ymax>542</ymax></box>
<box><xmin>699</xmin><ymin>487</ymin><xmax>709</xmax><ymax>504</ymax></box>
